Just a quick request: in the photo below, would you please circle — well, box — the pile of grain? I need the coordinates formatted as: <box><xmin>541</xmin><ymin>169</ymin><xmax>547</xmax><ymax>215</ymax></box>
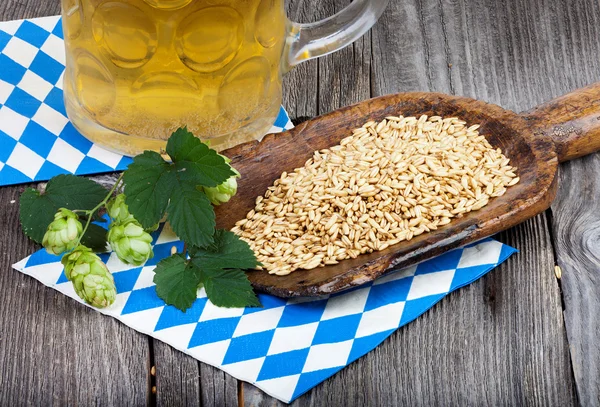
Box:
<box><xmin>232</xmin><ymin>115</ymin><xmax>519</xmax><ymax>275</ymax></box>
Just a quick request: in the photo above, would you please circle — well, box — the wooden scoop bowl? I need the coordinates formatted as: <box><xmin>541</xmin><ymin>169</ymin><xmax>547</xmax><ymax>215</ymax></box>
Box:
<box><xmin>216</xmin><ymin>83</ymin><xmax>600</xmax><ymax>298</ymax></box>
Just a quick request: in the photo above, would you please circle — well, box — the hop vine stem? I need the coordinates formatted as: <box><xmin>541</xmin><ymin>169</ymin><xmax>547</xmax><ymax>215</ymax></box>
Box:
<box><xmin>75</xmin><ymin>173</ymin><xmax>125</xmax><ymax>247</ymax></box>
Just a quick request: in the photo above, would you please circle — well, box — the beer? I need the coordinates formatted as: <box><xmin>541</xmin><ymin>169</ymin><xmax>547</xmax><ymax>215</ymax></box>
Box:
<box><xmin>62</xmin><ymin>0</ymin><xmax>287</xmax><ymax>155</ymax></box>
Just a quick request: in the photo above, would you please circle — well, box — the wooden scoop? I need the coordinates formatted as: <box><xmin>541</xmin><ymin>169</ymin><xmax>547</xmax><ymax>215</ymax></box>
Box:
<box><xmin>215</xmin><ymin>83</ymin><xmax>600</xmax><ymax>298</ymax></box>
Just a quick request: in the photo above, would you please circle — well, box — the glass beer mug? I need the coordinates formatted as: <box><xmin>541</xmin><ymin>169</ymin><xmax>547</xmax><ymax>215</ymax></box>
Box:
<box><xmin>61</xmin><ymin>0</ymin><xmax>390</xmax><ymax>155</ymax></box>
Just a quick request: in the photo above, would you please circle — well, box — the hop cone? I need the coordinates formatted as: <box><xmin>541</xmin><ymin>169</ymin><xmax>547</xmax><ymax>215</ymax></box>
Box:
<box><xmin>108</xmin><ymin>219</ymin><xmax>154</xmax><ymax>266</ymax></box>
<box><xmin>61</xmin><ymin>246</ymin><xmax>116</xmax><ymax>308</ymax></box>
<box><xmin>107</xmin><ymin>193</ymin><xmax>134</xmax><ymax>224</ymax></box>
<box><xmin>108</xmin><ymin>193</ymin><xmax>158</xmax><ymax>232</ymax></box>
<box><xmin>203</xmin><ymin>155</ymin><xmax>241</xmax><ymax>205</ymax></box>
<box><xmin>42</xmin><ymin>208</ymin><xmax>83</xmax><ymax>255</ymax></box>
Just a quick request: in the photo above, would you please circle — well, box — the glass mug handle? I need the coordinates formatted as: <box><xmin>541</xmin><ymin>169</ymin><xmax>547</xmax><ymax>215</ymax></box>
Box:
<box><xmin>284</xmin><ymin>0</ymin><xmax>390</xmax><ymax>71</ymax></box>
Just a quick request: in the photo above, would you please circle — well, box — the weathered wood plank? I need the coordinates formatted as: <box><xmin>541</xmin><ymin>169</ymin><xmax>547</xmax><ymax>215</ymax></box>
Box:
<box><xmin>551</xmin><ymin>155</ymin><xmax>600</xmax><ymax>406</ymax></box>
<box><xmin>153</xmin><ymin>341</ymin><xmax>239</xmax><ymax>407</ymax></box>
<box><xmin>512</xmin><ymin>0</ymin><xmax>600</xmax><ymax>404</ymax></box>
<box><xmin>2</xmin><ymin>0</ymin><xmax>596</xmax><ymax>405</ymax></box>
<box><xmin>245</xmin><ymin>0</ymin><xmax>578</xmax><ymax>404</ymax></box>
<box><xmin>153</xmin><ymin>342</ymin><xmax>202</xmax><ymax>407</ymax></box>
<box><xmin>0</xmin><ymin>0</ymin><xmax>60</xmax><ymax>20</ymax></box>
<box><xmin>0</xmin><ymin>184</ymin><xmax>151</xmax><ymax>406</ymax></box>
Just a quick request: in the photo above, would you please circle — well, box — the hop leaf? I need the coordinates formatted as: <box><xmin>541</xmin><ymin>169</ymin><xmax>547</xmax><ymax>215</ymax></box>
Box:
<box><xmin>42</xmin><ymin>208</ymin><xmax>83</xmax><ymax>255</ymax></box>
<box><xmin>155</xmin><ymin>230</ymin><xmax>261</xmax><ymax>311</ymax></box>
<box><xmin>123</xmin><ymin>128</ymin><xmax>235</xmax><ymax>247</ymax></box>
<box><xmin>107</xmin><ymin>219</ymin><xmax>154</xmax><ymax>266</ymax></box>
<box><xmin>20</xmin><ymin>175</ymin><xmax>107</xmax><ymax>244</ymax></box>
<box><xmin>61</xmin><ymin>246</ymin><xmax>116</xmax><ymax>308</ymax></box>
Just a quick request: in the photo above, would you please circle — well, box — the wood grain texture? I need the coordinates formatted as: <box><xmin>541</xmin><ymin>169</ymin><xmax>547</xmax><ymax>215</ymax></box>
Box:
<box><xmin>551</xmin><ymin>152</ymin><xmax>600</xmax><ymax>406</ymax></box>
<box><xmin>221</xmin><ymin>91</ymin><xmax>560</xmax><ymax>297</ymax></box>
<box><xmin>525</xmin><ymin>82</ymin><xmax>600</xmax><ymax>163</ymax></box>
<box><xmin>153</xmin><ymin>342</ymin><xmax>202</xmax><ymax>407</ymax></box>
<box><xmin>536</xmin><ymin>0</ymin><xmax>600</xmax><ymax>404</ymax></box>
<box><xmin>0</xmin><ymin>0</ymin><xmax>60</xmax><ymax>20</ymax></box>
<box><xmin>2</xmin><ymin>0</ymin><xmax>598</xmax><ymax>405</ymax></box>
<box><xmin>0</xmin><ymin>185</ymin><xmax>151</xmax><ymax>406</ymax></box>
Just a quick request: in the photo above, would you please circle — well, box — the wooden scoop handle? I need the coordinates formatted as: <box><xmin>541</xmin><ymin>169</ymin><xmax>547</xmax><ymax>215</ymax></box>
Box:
<box><xmin>524</xmin><ymin>82</ymin><xmax>600</xmax><ymax>163</ymax></box>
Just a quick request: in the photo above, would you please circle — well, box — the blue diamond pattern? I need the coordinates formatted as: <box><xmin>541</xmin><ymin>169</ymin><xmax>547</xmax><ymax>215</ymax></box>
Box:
<box><xmin>43</xmin><ymin>87</ymin><xmax>65</xmax><ymax>115</ymax></box>
<box><xmin>364</xmin><ymin>276</ymin><xmax>413</xmax><ymax>312</ymax></box>
<box><xmin>0</xmin><ymin>131</ymin><xmax>17</xmax><ymax>162</ymax></box>
<box><xmin>30</xmin><ymin>52</ymin><xmax>64</xmax><ymax>85</ymax></box>
<box><xmin>244</xmin><ymin>293</ymin><xmax>288</xmax><ymax>315</ymax></box>
<box><xmin>56</xmin><ymin>271</ymin><xmax>69</xmax><ymax>284</ymax></box>
<box><xmin>0</xmin><ymin>165</ymin><xmax>31</xmax><ymax>184</ymax></box>
<box><xmin>0</xmin><ymin>30</ymin><xmax>10</xmax><ymax>52</ymax></box>
<box><xmin>14</xmin><ymin>214</ymin><xmax>516</xmax><ymax>404</ymax></box>
<box><xmin>5</xmin><ymin>87</ymin><xmax>42</xmax><ymax>117</ymax></box>
<box><xmin>0</xmin><ymin>54</ymin><xmax>27</xmax><ymax>85</ymax></box>
<box><xmin>155</xmin><ymin>299</ymin><xmax>208</xmax><ymax>331</ymax></box>
<box><xmin>121</xmin><ymin>286</ymin><xmax>165</xmax><ymax>315</ymax></box>
<box><xmin>257</xmin><ymin>348</ymin><xmax>310</xmax><ymax>381</ymax></box>
<box><xmin>399</xmin><ymin>294</ymin><xmax>446</xmax><ymax>326</ymax></box>
<box><xmin>292</xmin><ymin>367</ymin><xmax>342</xmax><ymax>400</ymax></box>
<box><xmin>113</xmin><ymin>267</ymin><xmax>144</xmax><ymax>293</ymax></box>
<box><xmin>311</xmin><ymin>314</ymin><xmax>362</xmax><ymax>345</ymax></box>
<box><xmin>15</xmin><ymin>21</ymin><xmax>50</xmax><ymax>48</ymax></box>
<box><xmin>347</xmin><ymin>329</ymin><xmax>395</xmax><ymax>363</ymax></box>
<box><xmin>277</xmin><ymin>300</ymin><xmax>327</xmax><ymax>328</ymax></box>
<box><xmin>415</xmin><ymin>248</ymin><xmax>463</xmax><ymax>275</ymax></box>
<box><xmin>188</xmin><ymin>317</ymin><xmax>239</xmax><ymax>349</ymax></box>
<box><xmin>0</xmin><ymin>16</ymin><xmax>293</xmax><ymax>187</ymax></box>
<box><xmin>19</xmin><ymin>121</ymin><xmax>57</xmax><ymax>157</ymax></box>
<box><xmin>52</xmin><ymin>20</ymin><xmax>63</xmax><ymax>39</ymax></box>
<box><xmin>222</xmin><ymin>330</ymin><xmax>275</xmax><ymax>365</ymax></box>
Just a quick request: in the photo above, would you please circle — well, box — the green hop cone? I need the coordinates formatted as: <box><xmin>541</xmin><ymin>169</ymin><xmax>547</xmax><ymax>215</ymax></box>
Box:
<box><xmin>42</xmin><ymin>208</ymin><xmax>83</xmax><ymax>255</ymax></box>
<box><xmin>203</xmin><ymin>155</ymin><xmax>241</xmax><ymax>205</ymax></box>
<box><xmin>61</xmin><ymin>246</ymin><xmax>116</xmax><ymax>308</ymax></box>
<box><xmin>107</xmin><ymin>193</ymin><xmax>134</xmax><ymax>224</ymax></box>
<box><xmin>107</xmin><ymin>219</ymin><xmax>154</xmax><ymax>266</ymax></box>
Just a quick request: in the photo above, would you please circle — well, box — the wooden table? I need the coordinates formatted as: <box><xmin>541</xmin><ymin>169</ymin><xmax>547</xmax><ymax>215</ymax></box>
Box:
<box><xmin>1</xmin><ymin>0</ymin><xmax>599</xmax><ymax>405</ymax></box>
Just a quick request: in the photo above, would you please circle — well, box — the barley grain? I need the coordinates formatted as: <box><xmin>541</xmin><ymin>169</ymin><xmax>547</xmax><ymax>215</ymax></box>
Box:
<box><xmin>233</xmin><ymin>115</ymin><xmax>519</xmax><ymax>275</ymax></box>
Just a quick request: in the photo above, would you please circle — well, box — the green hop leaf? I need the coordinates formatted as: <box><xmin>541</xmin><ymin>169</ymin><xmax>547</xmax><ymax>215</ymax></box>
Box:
<box><xmin>201</xmin><ymin>268</ymin><xmax>261</xmax><ymax>308</ymax></box>
<box><xmin>61</xmin><ymin>246</ymin><xmax>116</xmax><ymax>309</ymax></box>
<box><xmin>167</xmin><ymin>187</ymin><xmax>215</xmax><ymax>249</ymax></box>
<box><xmin>153</xmin><ymin>254</ymin><xmax>202</xmax><ymax>312</ymax></box>
<box><xmin>107</xmin><ymin>219</ymin><xmax>154</xmax><ymax>266</ymax></box>
<box><xmin>167</xmin><ymin>128</ymin><xmax>236</xmax><ymax>187</ymax></box>
<box><xmin>123</xmin><ymin>128</ymin><xmax>233</xmax><ymax>247</ymax></box>
<box><xmin>79</xmin><ymin>223</ymin><xmax>109</xmax><ymax>253</ymax></box>
<box><xmin>191</xmin><ymin>230</ymin><xmax>260</xmax><ymax>270</ymax></box>
<box><xmin>20</xmin><ymin>175</ymin><xmax>107</xmax><ymax>244</ymax></box>
<box><xmin>122</xmin><ymin>151</ymin><xmax>174</xmax><ymax>228</ymax></box>
<box><xmin>153</xmin><ymin>231</ymin><xmax>260</xmax><ymax>311</ymax></box>
<box><xmin>192</xmin><ymin>230</ymin><xmax>260</xmax><ymax>309</ymax></box>
<box><xmin>42</xmin><ymin>208</ymin><xmax>83</xmax><ymax>255</ymax></box>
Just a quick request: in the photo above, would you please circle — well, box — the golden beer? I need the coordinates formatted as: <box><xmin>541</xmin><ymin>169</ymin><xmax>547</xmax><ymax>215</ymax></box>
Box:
<box><xmin>61</xmin><ymin>0</ymin><xmax>389</xmax><ymax>155</ymax></box>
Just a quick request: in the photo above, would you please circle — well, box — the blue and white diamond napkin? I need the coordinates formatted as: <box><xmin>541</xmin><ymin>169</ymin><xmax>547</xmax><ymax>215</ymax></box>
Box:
<box><xmin>0</xmin><ymin>16</ymin><xmax>293</xmax><ymax>186</ymax></box>
<box><xmin>13</xmin><ymin>220</ymin><xmax>516</xmax><ymax>403</ymax></box>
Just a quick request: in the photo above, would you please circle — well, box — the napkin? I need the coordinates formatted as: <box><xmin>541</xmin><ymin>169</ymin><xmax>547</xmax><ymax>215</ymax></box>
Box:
<box><xmin>13</xmin><ymin>221</ymin><xmax>516</xmax><ymax>403</ymax></box>
<box><xmin>0</xmin><ymin>16</ymin><xmax>293</xmax><ymax>186</ymax></box>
